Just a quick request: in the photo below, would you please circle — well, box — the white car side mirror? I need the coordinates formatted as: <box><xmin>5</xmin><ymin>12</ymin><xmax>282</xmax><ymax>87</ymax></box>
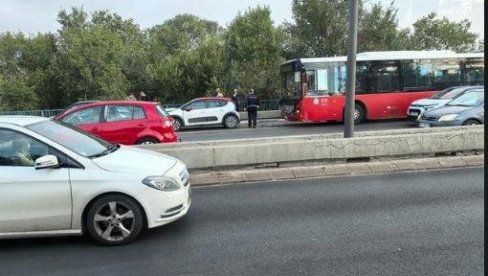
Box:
<box><xmin>35</xmin><ymin>155</ymin><xmax>60</xmax><ymax>170</ymax></box>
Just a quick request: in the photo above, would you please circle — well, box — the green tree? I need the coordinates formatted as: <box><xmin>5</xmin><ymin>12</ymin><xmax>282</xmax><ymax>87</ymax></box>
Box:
<box><xmin>223</xmin><ymin>6</ymin><xmax>284</xmax><ymax>99</ymax></box>
<box><xmin>0</xmin><ymin>32</ymin><xmax>46</xmax><ymax>110</ymax></box>
<box><xmin>147</xmin><ymin>14</ymin><xmax>220</xmax><ymax>57</ymax></box>
<box><xmin>22</xmin><ymin>33</ymin><xmax>60</xmax><ymax>109</ymax></box>
<box><xmin>0</xmin><ymin>74</ymin><xmax>38</xmax><ymax>111</ymax></box>
<box><xmin>411</xmin><ymin>13</ymin><xmax>478</xmax><ymax>52</ymax></box>
<box><xmin>91</xmin><ymin>10</ymin><xmax>150</xmax><ymax>93</ymax></box>
<box><xmin>54</xmin><ymin>8</ymin><xmax>129</xmax><ymax>106</ymax></box>
<box><xmin>358</xmin><ymin>2</ymin><xmax>410</xmax><ymax>51</ymax></box>
<box><xmin>146</xmin><ymin>15</ymin><xmax>224</xmax><ymax>102</ymax></box>
<box><xmin>284</xmin><ymin>0</ymin><xmax>360</xmax><ymax>58</ymax></box>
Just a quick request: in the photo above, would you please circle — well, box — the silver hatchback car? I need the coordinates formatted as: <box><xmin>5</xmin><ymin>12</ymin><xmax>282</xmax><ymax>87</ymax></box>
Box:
<box><xmin>416</xmin><ymin>88</ymin><xmax>484</xmax><ymax>128</ymax></box>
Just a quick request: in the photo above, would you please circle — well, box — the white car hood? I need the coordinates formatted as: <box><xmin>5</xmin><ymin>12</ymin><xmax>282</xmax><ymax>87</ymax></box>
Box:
<box><xmin>166</xmin><ymin>108</ymin><xmax>180</xmax><ymax>114</ymax></box>
<box><xmin>92</xmin><ymin>145</ymin><xmax>178</xmax><ymax>175</ymax></box>
<box><xmin>411</xmin><ymin>99</ymin><xmax>450</xmax><ymax>106</ymax></box>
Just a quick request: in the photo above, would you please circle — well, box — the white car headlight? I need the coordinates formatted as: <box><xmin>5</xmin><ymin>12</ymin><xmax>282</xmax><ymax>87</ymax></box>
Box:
<box><xmin>142</xmin><ymin>176</ymin><xmax>180</xmax><ymax>191</ymax></box>
<box><xmin>438</xmin><ymin>114</ymin><xmax>458</xmax><ymax>122</ymax></box>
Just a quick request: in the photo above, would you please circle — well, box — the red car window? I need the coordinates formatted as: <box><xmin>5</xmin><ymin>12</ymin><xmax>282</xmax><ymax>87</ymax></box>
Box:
<box><xmin>62</xmin><ymin>106</ymin><xmax>103</xmax><ymax>126</ymax></box>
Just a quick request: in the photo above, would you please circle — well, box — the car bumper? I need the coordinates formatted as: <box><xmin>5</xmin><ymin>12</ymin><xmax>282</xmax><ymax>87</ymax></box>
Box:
<box><xmin>407</xmin><ymin>114</ymin><xmax>420</xmax><ymax>121</ymax></box>
<box><xmin>163</xmin><ymin>132</ymin><xmax>179</xmax><ymax>143</ymax></box>
<box><xmin>416</xmin><ymin>119</ymin><xmax>463</xmax><ymax>128</ymax></box>
<box><xmin>136</xmin><ymin>184</ymin><xmax>191</xmax><ymax>229</ymax></box>
<box><xmin>407</xmin><ymin>107</ymin><xmax>425</xmax><ymax>121</ymax></box>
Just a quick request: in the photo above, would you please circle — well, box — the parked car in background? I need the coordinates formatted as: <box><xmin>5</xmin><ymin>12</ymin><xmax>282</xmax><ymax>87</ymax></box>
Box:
<box><xmin>416</xmin><ymin>88</ymin><xmax>484</xmax><ymax>128</ymax></box>
<box><xmin>407</xmin><ymin>86</ymin><xmax>483</xmax><ymax>121</ymax></box>
<box><xmin>166</xmin><ymin>97</ymin><xmax>240</xmax><ymax>131</ymax></box>
<box><xmin>55</xmin><ymin>101</ymin><xmax>178</xmax><ymax>145</ymax></box>
<box><xmin>0</xmin><ymin>116</ymin><xmax>190</xmax><ymax>245</ymax></box>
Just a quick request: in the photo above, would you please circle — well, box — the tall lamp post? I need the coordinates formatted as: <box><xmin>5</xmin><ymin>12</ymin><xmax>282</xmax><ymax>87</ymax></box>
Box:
<box><xmin>344</xmin><ymin>0</ymin><xmax>359</xmax><ymax>138</ymax></box>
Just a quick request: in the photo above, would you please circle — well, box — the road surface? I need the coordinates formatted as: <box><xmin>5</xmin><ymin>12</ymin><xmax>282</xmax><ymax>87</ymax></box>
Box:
<box><xmin>0</xmin><ymin>167</ymin><xmax>483</xmax><ymax>276</ymax></box>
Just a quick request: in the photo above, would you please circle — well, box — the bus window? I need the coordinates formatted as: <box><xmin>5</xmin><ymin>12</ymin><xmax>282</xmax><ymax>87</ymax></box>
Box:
<box><xmin>306</xmin><ymin>71</ymin><xmax>316</xmax><ymax>94</ymax></box>
<box><xmin>317</xmin><ymin>70</ymin><xmax>328</xmax><ymax>91</ymax></box>
<box><xmin>368</xmin><ymin>61</ymin><xmax>400</xmax><ymax>93</ymax></box>
<box><xmin>464</xmin><ymin>58</ymin><xmax>484</xmax><ymax>85</ymax></box>
<box><xmin>282</xmin><ymin>71</ymin><xmax>301</xmax><ymax>97</ymax></box>
<box><xmin>355</xmin><ymin>62</ymin><xmax>370</xmax><ymax>94</ymax></box>
<box><xmin>431</xmin><ymin>58</ymin><xmax>461</xmax><ymax>89</ymax></box>
<box><xmin>402</xmin><ymin>60</ymin><xmax>434</xmax><ymax>91</ymax></box>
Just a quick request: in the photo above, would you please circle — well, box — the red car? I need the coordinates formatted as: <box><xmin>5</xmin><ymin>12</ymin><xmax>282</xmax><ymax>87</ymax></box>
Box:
<box><xmin>55</xmin><ymin>101</ymin><xmax>178</xmax><ymax>145</ymax></box>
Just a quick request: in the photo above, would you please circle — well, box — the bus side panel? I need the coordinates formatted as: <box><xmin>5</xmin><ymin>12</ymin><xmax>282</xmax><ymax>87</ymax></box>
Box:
<box><xmin>357</xmin><ymin>91</ymin><xmax>436</xmax><ymax>120</ymax></box>
<box><xmin>299</xmin><ymin>96</ymin><xmax>344</xmax><ymax>122</ymax></box>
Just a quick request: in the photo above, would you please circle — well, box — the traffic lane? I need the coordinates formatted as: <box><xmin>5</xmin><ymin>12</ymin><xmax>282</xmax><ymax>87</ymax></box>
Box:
<box><xmin>0</xmin><ymin>168</ymin><xmax>483</xmax><ymax>276</ymax></box>
<box><xmin>180</xmin><ymin>119</ymin><xmax>414</xmax><ymax>142</ymax></box>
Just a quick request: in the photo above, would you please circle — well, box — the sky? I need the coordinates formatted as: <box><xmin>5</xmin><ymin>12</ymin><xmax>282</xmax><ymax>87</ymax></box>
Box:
<box><xmin>0</xmin><ymin>0</ymin><xmax>484</xmax><ymax>39</ymax></box>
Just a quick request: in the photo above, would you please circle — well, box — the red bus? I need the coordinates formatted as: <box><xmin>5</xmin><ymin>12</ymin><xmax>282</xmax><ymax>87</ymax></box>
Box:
<box><xmin>279</xmin><ymin>51</ymin><xmax>484</xmax><ymax>123</ymax></box>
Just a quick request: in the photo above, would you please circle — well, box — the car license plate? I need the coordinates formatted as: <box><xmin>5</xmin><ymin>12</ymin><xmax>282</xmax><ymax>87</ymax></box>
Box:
<box><xmin>409</xmin><ymin>112</ymin><xmax>419</xmax><ymax>116</ymax></box>
<box><xmin>419</xmin><ymin>123</ymin><xmax>430</xmax><ymax>128</ymax></box>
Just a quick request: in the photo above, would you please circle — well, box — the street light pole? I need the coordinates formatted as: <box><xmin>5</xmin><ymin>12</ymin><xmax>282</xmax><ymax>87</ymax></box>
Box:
<box><xmin>344</xmin><ymin>0</ymin><xmax>359</xmax><ymax>138</ymax></box>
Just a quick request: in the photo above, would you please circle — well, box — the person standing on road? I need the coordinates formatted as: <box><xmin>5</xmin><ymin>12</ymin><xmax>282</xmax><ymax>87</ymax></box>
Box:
<box><xmin>138</xmin><ymin>91</ymin><xmax>147</xmax><ymax>101</ymax></box>
<box><xmin>246</xmin><ymin>88</ymin><xmax>260</xmax><ymax>128</ymax></box>
<box><xmin>215</xmin><ymin>88</ymin><xmax>224</xmax><ymax>97</ymax></box>
<box><xmin>231</xmin><ymin>87</ymin><xmax>240</xmax><ymax>112</ymax></box>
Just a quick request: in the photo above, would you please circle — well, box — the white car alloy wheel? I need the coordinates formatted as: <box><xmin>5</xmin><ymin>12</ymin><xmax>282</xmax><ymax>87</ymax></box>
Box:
<box><xmin>87</xmin><ymin>195</ymin><xmax>144</xmax><ymax>245</ymax></box>
<box><xmin>224</xmin><ymin>115</ymin><xmax>238</xmax><ymax>128</ymax></box>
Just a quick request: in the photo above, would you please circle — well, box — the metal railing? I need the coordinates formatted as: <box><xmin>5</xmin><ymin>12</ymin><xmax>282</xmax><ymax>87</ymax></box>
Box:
<box><xmin>0</xmin><ymin>99</ymin><xmax>281</xmax><ymax>118</ymax></box>
<box><xmin>0</xmin><ymin>109</ymin><xmax>63</xmax><ymax>117</ymax></box>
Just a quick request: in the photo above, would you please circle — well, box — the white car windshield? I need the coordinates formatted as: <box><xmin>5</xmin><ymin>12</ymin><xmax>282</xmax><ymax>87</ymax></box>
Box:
<box><xmin>26</xmin><ymin>120</ymin><xmax>117</xmax><ymax>158</ymax></box>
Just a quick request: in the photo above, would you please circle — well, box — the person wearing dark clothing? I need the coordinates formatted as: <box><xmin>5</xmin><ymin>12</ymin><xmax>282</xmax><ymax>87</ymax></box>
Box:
<box><xmin>231</xmin><ymin>88</ymin><xmax>240</xmax><ymax>111</ymax></box>
<box><xmin>246</xmin><ymin>89</ymin><xmax>260</xmax><ymax>128</ymax></box>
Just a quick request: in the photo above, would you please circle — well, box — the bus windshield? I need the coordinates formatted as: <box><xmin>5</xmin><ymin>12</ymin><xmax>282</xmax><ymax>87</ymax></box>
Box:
<box><xmin>282</xmin><ymin>71</ymin><xmax>301</xmax><ymax>98</ymax></box>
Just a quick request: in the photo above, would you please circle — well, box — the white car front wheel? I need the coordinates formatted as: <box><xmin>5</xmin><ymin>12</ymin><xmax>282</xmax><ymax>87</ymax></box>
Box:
<box><xmin>86</xmin><ymin>195</ymin><xmax>144</xmax><ymax>246</ymax></box>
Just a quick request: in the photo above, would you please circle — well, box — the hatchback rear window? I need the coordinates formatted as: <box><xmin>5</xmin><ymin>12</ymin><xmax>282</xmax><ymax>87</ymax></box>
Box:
<box><xmin>156</xmin><ymin>105</ymin><xmax>170</xmax><ymax>116</ymax></box>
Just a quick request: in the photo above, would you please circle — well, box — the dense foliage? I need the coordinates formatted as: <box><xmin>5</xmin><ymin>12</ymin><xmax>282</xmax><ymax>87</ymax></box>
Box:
<box><xmin>0</xmin><ymin>2</ymin><xmax>480</xmax><ymax>110</ymax></box>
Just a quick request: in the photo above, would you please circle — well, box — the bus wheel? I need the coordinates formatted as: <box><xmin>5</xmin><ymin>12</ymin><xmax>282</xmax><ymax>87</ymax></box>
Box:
<box><xmin>354</xmin><ymin>104</ymin><xmax>366</xmax><ymax>124</ymax></box>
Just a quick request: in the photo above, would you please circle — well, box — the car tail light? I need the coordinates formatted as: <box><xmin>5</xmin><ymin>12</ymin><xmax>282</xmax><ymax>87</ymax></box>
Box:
<box><xmin>163</xmin><ymin>119</ymin><xmax>173</xmax><ymax>128</ymax></box>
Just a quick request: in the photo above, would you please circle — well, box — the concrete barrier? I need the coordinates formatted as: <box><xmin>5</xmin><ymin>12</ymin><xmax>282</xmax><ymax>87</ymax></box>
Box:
<box><xmin>140</xmin><ymin>126</ymin><xmax>484</xmax><ymax>170</ymax></box>
<box><xmin>238</xmin><ymin>110</ymin><xmax>282</xmax><ymax>120</ymax></box>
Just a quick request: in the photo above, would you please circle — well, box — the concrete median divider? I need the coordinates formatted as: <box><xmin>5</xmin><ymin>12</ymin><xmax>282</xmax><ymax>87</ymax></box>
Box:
<box><xmin>140</xmin><ymin>125</ymin><xmax>484</xmax><ymax>170</ymax></box>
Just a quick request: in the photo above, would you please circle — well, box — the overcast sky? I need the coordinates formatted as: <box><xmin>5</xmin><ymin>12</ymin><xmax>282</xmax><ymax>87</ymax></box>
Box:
<box><xmin>0</xmin><ymin>0</ymin><xmax>484</xmax><ymax>39</ymax></box>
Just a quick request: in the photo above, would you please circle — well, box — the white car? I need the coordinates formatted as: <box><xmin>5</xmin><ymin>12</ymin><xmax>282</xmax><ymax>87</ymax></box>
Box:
<box><xmin>407</xmin><ymin>86</ymin><xmax>482</xmax><ymax>121</ymax></box>
<box><xmin>0</xmin><ymin>116</ymin><xmax>190</xmax><ymax>245</ymax></box>
<box><xmin>166</xmin><ymin>97</ymin><xmax>240</xmax><ymax>131</ymax></box>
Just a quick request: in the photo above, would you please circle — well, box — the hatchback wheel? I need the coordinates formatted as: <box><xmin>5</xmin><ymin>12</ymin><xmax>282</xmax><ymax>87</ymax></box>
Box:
<box><xmin>224</xmin><ymin>115</ymin><xmax>239</xmax><ymax>128</ymax></box>
<box><xmin>137</xmin><ymin>138</ymin><xmax>158</xmax><ymax>145</ymax></box>
<box><xmin>86</xmin><ymin>195</ymin><xmax>144</xmax><ymax>246</ymax></box>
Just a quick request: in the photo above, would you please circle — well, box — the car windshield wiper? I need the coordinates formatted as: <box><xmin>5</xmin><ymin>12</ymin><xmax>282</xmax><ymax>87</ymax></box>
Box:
<box><xmin>88</xmin><ymin>144</ymin><xmax>120</xmax><ymax>159</ymax></box>
<box><xmin>447</xmin><ymin>103</ymin><xmax>473</xmax><ymax>107</ymax></box>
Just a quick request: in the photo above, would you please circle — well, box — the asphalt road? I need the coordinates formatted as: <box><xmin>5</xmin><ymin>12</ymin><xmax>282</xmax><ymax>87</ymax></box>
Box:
<box><xmin>179</xmin><ymin>119</ymin><xmax>414</xmax><ymax>142</ymax></box>
<box><xmin>0</xmin><ymin>167</ymin><xmax>483</xmax><ymax>276</ymax></box>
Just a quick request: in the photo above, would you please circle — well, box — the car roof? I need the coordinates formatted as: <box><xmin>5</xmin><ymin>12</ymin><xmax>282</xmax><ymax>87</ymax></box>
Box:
<box><xmin>58</xmin><ymin>100</ymin><xmax>159</xmax><ymax>116</ymax></box>
<box><xmin>195</xmin><ymin>97</ymin><xmax>231</xmax><ymax>100</ymax></box>
<box><xmin>72</xmin><ymin>100</ymin><xmax>158</xmax><ymax>106</ymax></box>
<box><xmin>0</xmin><ymin>116</ymin><xmax>49</xmax><ymax>127</ymax></box>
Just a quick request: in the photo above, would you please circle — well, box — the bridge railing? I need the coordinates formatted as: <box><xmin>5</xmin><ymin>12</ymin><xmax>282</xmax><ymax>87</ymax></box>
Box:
<box><xmin>0</xmin><ymin>100</ymin><xmax>281</xmax><ymax>117</ymax></box>
<box><xmin>0</xmin><ymin>109</ymin><xmax>64</xmax><ymax>117</ymax></box>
